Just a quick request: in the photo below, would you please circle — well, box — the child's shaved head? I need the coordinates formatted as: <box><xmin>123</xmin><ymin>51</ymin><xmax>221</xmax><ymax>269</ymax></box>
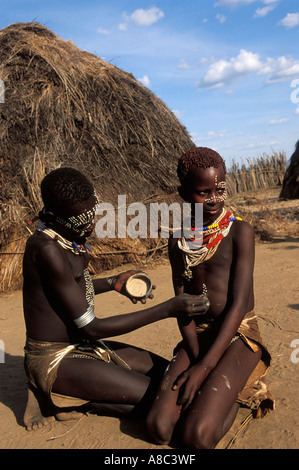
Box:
<box><xmin>177</xmin><ymin>147</ymin><xmax>227</xmax><ymax>184</ymax></box>
<box><xmin>41</xmin><ymin>167</ymin><xmax>95</xmax><ymax>216</ymax></box>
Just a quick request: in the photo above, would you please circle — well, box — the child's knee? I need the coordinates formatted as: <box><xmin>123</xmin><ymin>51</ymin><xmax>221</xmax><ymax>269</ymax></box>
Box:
<box><xmin>181</xmin><ymin>419</ymin><xmax>220</xmax><ymax>449</ymax></box>
<box><xmin>146</xmin><ymin>410</ymin><xmax>175</xmax><ymax>445</ymax></box>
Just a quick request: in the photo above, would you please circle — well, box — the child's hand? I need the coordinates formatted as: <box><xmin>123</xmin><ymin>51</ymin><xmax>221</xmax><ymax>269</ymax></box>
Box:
<box><xmin>169</xmin><ymin>293</ymin><xmax>210</xmax><ymax>318</ymax></box>
<box><xmin>172</xmin><ymin>362</ymin><xmax>212</xmax><ymax>409</ymax></box>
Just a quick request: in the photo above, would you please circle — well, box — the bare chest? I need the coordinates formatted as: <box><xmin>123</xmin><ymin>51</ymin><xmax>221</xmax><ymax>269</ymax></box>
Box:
<box><xmin>182</xmin><ymin>235</ymin><xmax>233</xmax><ymax>298</ymax></box>
<box><xmin>66</xmin><ymin>251</ymin><xmax>90</xmax><ymax>280</ymax></box>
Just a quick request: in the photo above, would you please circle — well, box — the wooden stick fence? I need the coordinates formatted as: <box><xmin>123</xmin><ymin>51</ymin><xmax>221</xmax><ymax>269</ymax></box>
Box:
<box><xmin>226</xmin><ymin>151</ymin><xmax>287</xmax><ymax>196</ymax></box>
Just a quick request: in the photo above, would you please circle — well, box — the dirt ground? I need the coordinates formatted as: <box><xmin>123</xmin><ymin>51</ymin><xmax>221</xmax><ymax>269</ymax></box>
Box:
<box><xmin>0</xmin><ymin>190</ymin><xmax>298</xmax><ymax>450</ymax></box>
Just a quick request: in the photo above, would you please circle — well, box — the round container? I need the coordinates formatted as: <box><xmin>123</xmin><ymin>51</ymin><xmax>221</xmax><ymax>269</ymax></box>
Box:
<box><xmin>125</xmin><ymin>273</ymin><xmax>153</xmax><ymax>299</ymax></box>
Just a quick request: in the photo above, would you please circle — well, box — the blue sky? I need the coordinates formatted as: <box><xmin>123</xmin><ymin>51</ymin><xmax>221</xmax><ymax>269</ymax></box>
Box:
<box><xmin>1</xmin><ymin>0</ymin><xmax>299</xmax><ymax>168</ymax></box>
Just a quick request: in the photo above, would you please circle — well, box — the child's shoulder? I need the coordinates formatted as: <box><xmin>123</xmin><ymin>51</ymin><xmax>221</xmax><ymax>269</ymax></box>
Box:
<box><xmin>231</xmin><ymin>218</ymin><xmax>255</xmax><ymax>241</ymax></box>
<box><xmin>26</xmin><ymin>231</ymin><xmax>66</xmax><ymax>265</ymax></box>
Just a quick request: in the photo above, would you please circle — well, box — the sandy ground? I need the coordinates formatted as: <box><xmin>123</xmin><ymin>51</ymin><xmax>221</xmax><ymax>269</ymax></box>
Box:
<box><xmin>0</xmin><ymin>236</ymin><xmax>298</xmax><ymax>451</ymax></box>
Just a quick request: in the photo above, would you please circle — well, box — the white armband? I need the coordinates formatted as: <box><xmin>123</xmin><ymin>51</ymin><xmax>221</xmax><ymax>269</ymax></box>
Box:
<box><xmin>73</xmin><ymin>306</ymin><xmax>96</xmax><ymax>329</ymax></box>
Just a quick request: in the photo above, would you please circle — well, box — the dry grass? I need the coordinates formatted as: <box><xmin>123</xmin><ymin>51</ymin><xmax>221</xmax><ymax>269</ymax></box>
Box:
<box><xmin>227</xmin><ymin>187</ymin><xmax>299</xmax><ymax>241</ymax></box>
<box><xmin>0</xmin><ymin>22</ymin><xmax>296</xmax><ymax>292</ymax></box>
<box><xmin>0</xmin><ymin>22</ymin><xmax>194</xmax><ymax>291</ymax></box>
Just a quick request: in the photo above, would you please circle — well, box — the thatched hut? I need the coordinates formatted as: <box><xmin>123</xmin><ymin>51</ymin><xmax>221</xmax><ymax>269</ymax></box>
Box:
<box><xmin>279</xmin><ymin>140</ymin><xmax>299</xmax><ymax>200</ymax></box>
<box><xmin>0</xmin><ymin>22</ymin><xmax>194</xmax><ymax>291</ymax></box>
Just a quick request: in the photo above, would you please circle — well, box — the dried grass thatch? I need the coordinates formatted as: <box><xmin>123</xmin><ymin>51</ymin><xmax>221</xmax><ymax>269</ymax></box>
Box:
<box><xmin>0</xmin><ymin>22</ymin><xmax>195</xmax><ymax>291</ymax></box>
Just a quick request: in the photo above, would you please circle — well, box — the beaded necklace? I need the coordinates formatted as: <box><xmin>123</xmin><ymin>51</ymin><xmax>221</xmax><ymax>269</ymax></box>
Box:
<box><xmin>36</xmin><ymin>220</ymin><xmax>95</xmax><ymax>307</ymax></box>
<box><xmin>36</xmin><ymin>219</ymin><xmax>92</xmax><ymax>255</ymax></box>
<box><xmin>178</xmin><ymin>209</ymin><xmax>242</xmax><ymax>280</ymax></box>
<box><xmin>188</xmin><ymin>215</ymin><xmax>242</xmax><ymax>234</ymax></box>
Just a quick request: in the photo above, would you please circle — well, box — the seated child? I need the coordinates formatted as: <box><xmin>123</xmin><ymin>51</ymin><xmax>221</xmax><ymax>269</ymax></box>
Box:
<box><xmin>146</xmin><ymin>147</ymin><xmax>274</xmax><ymax>449</ymax></box>
<box><xmin>22</xmin><ymin>167</ymin><xmax>208</xmax><ymax>431</ymax></box>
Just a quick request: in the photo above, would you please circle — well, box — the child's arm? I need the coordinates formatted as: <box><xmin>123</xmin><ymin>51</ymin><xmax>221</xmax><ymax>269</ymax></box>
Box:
<box><xmin>168</xmin><ymin>236</ymin><xmax>199</xmax><ymax>360</ymax></box>
<box><xmin>93</xmin><ymin>270</ymin><xmax>150</xmax><ymax>300</ymax></box>
<box><xmin>177</xmin><ymin>317</ymin><xmax>200</xmax><ymax>361</ymax></box>
<box><xmin>36</xmin><ymin>239</ymin><xmax>205</xmax><ymax>339</ymax></box>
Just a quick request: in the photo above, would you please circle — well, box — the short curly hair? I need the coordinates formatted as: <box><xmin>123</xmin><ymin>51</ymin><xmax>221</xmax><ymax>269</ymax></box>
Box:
<box><xmin>41</xmin><ymin>167</ymin><xmax>95</xmax><ymax>216</ymax></box>
<box><xmin>177</xmin><ymin>147</ymin><xmax>226</xmax><ymax>184</ymax></box>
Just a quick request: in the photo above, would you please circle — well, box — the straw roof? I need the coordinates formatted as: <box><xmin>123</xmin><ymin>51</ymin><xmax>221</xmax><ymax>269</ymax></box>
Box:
<box><xmin>0</xmin><ymin>22</ymin><xmax>194</xmax><ymax>290</ymax></box>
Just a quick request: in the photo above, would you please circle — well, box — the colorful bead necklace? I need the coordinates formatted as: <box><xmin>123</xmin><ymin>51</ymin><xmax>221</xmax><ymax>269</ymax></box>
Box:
<box><xmin>187</xmin><ymin>216</ymin><xmax>242</xmax><ymax>233</ymax></box>
<box><xmin>178</xmin><ymin>209</ymin><xmax>242</xmax><ymax>280</ymax></box>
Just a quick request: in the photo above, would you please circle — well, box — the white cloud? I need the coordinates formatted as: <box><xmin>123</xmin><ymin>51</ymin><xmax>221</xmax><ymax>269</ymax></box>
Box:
<box><xmin>216</xmin><ymin>14</ymin><xmax>227</xmax><ymax>23</ymax></box>
<box><xmin>199</xmin><ymin>57</ymin><xmax>216</xmax><ymax>66</ymax></box>
<box><xmin>278</xmin><ymin>13</ymin><xmax>299</xmax><ymax>29</ymax></box>
<box><xmin>195</xmin><ymin>130</ymin><xmax>228</xmax><ymax>143</ymax></box>
<box><xmin>295</xmin><ymin>107</ymin><xmax>299</xmax><ymax>115</ymax></box>
<box><xmin>216</xmin><ymin>0</ymin><xmax>279</xmax><ymax>12</ymax></box>
<box><xmin>137</xmin><ymin>75</ymin><xmax>151</xmax><ymax>87</ymax></box>
<box><xmin>198</xmin><ymin>49</ymin><xmax>262</xmax><ymax>89</ymax></box>
<box><xmin>260</xmin><ymin>56</ymin><xmax>299</xmax><ymax>83</ymax></box>
<box><xmin>268</xmin><ymin>118</ymin><xmax>290</xmax><ymax>125</ymax></box>
<box><xmin>216</xmin><ymin>0</ymin><xmax>279</xmax><ymax>5</ymax></box>
<box><xmin>254</xmin><ymin>5</ymin><xmax>276</xmax><ymax>18</ymax></box>
<box><xmin>198</xmin><ymin>49</ymin><xmax>299</xmax><ymax>89</ymax></box>
<box><xmin>172</xmin><ymin>109</ymin><xmax>185</xmax><ymax>120</ymax></box>
<box><xmin>118</xmin><ymin>23</ymin><xmax>128</xmax><ymax>31</ymax></box>
<box><xmin>97</xmin><ymin>27</ymin><xmax>110</xmax><ymax>35</ymax></box>
<box><xmin>119</xmin><ymin>7</ymin><xmax>164</xmax><ymax>31</ymax></box>
<box><xmin>178</xmin><ymin>59</ymin><xmax>190</xmax><ymax>70</ymax></box>
<box><xmin>128</xmin><ymin>7</ymin><xmax>164</xmax><ymax>27</ymax></box>
<box><xmin>215</xmin><ymin>0</ymin><xmax>256</xmax><ymax>6</ymax></box>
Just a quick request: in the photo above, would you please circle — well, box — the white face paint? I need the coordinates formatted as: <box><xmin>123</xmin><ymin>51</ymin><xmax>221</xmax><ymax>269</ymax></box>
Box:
<box><xmin>204</xmin><ymin>176</ymin><xmax>227</xmax><ymax>204</ymax></box>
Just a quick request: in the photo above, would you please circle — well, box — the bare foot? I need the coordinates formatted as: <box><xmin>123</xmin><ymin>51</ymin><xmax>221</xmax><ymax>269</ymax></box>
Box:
<box><xmin>24</xmin><ymin>384</ymin><xmax>87</xmax><ymax>430</ymax></box>
<box><xmin>23</xmin><ymin>384</ymin><xmax>55</xmax><ymax>431</ymax></box>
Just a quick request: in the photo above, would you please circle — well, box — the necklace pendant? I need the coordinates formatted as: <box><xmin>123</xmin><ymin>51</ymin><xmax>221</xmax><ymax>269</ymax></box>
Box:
<box><xmin>183</xmin><ymin>267</ymin><xmax>193</xmax><ymax>280</ymax></box>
